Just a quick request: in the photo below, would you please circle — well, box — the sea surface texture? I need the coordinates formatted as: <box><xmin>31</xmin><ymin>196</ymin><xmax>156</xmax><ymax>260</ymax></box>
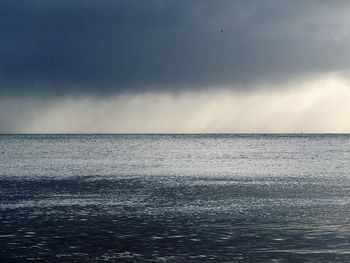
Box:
<box><xmin>0</xmin><ymin>134</ymin><xmax>350</xmax><ymax>262</ymax></box>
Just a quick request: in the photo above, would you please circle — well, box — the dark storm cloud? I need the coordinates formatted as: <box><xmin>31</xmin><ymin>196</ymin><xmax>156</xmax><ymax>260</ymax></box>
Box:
<box><xmin>1</xmin><ymin>0</ymin><xmax>350</xmax><ymax>95</ymax></box>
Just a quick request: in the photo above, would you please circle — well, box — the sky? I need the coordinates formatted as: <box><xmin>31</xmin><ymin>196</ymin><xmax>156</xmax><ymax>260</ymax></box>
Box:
<box><xmin>1</xmin><ymin>0</ymin><xmax>350</xmax><ymax>133</ymax></box>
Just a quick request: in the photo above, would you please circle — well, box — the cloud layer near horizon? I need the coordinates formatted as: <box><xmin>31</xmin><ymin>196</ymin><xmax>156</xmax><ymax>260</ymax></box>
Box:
<box><xmin>1</xmin><ymin>0</ymin><xmax>350</xmax><ymax>95</ymax></box>
<box><xmin>1</xmin><ymin>75</ymin><xmax>349</xmax><ymax>133</ymax></box>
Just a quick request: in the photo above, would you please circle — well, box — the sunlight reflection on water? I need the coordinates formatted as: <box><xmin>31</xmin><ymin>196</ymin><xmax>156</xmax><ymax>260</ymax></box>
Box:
<box><xmin>0</xmin><ymin>134</ymin><xmax>350</xmax><ymax>261</ymax></box>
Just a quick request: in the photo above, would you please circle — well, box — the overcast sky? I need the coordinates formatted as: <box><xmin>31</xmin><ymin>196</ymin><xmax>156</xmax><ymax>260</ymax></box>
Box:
<box><xmin>1</xmin><ymin>1</ymin><xmax>350</xmax><ymax>132</ymax></box>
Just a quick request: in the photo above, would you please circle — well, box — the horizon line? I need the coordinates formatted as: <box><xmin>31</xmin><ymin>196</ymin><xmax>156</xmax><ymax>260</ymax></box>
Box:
<box><xmin>1</xmin><ymin>132</ymin><xmax>350</xmax><ymax>136</ymax></box>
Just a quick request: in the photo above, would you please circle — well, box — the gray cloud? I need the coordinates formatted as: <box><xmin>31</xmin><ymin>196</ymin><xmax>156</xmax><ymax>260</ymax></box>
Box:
<box><xmin>1</xmin><ymin>0</ymin><xmax>350</xmax><ymax>95</ymax></box>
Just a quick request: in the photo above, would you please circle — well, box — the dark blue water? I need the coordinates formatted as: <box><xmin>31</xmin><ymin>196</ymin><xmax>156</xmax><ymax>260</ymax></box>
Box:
<box><xmin>1</xmin><ymin>134</ymin><xmax>350</xmax><ymax>262</ymax></box>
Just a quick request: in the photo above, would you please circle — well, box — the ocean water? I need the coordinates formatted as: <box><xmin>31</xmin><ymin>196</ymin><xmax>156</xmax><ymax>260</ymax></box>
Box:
<box><xmin>0</xmin><ymin>134</ymin><xmax>350</xmax><ymax>262</ymax></box>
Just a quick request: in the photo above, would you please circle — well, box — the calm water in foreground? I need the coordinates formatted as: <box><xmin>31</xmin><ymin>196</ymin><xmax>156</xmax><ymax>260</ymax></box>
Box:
<box><xmin>0</xmin><ymin>134</ymin><xmax>350</xmax><ymax>262</ymax></box>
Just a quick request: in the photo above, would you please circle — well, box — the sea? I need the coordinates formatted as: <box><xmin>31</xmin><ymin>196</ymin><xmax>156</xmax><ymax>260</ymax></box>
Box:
<box><xmin>0</xmin><ymin>134</ymin><xmax>350</xmax><ymax>262</ymax></box>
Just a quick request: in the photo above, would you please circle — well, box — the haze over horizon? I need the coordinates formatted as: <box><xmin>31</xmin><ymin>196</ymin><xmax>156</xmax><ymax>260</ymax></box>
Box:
<box><xmin>1</xmin><ymin>0</ymin><xmax>350</xmax><ymax>133</ymax></box>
